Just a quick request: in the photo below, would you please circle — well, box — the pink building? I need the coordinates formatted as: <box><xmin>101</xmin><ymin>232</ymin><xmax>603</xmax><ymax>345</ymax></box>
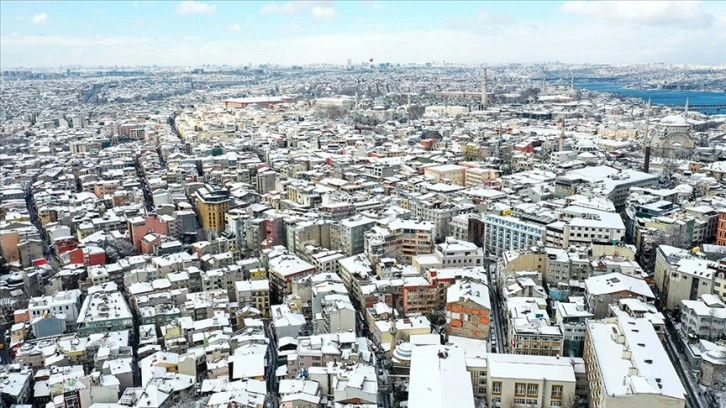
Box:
<box><xmin>128</xmin><ymin>214</ymin><xmax>169</xmax><ymax>252</ymax></box>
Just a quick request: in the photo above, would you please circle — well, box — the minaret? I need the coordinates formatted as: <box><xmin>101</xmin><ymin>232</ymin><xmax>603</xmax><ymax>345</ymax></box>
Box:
<box><xmin>643</xmin><ymin>98</ymin><xmax>652</xmax><ymax>174</ymax></box>
<box><xmin>481</xmin><ymin>69</ymin><xmax>488</xmax><ymax>108</ymax></box>
<box><xmin>684</xmin><ymin>97</ymin><xmax>689</xmax><ymax>117</ymax></box>
<box><xmin>559</xmin><ymin>118</ymin><xmax>565</xmax><ymax>152</ymax></box>
<box><xmin>570</xmin><ymin>72</ymin><xmax>575</xmax><ymax>93</ymax></box>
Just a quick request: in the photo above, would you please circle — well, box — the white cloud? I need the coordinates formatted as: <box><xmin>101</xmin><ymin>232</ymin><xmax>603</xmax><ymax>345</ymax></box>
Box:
<box><xmin>31</xmin><ymin>13</ymin><xmax>49</xmax><ymax>25</ymax></box>
<box><xmin>226</xmin><ymin>23</ymin><xmax>242</xmax><ymax>32</ymax></box>
<box><xmin>311</xmin><ymin>6</ymin><xmax>337</xmax><ymax>20</ymax></box>
<box><xmin>259</xmin><ymin>2</ymin><xmax>303</xmax><ymax>16</ymax></box>
<box><xmin>176</xmin><ymin>1</ymin><xmax>216</xmax><ymax>16</ymax></box>
<box><xmin>561</xmin><ymin>1</ymin><xmax>713</xmax><ymax>27</ymax></box>
<box><xmin>3</xmin><ymin>4</ymin><xmax>726</xmax><ymax>68</ymax></box>
<box><xmin>259</xmin><ymin>1</ymin><xmax>337</xmax><ymax>19</ymax></box>
<box><xmin>361</xmin><ymin>1</ymin><xmax>384</xmax><ymax>10</ymax></box>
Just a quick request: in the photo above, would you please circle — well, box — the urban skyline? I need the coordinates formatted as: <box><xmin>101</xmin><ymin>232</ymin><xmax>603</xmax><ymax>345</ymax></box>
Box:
<box><xmin>2</xmin><ymin>0</ymin><xmax>726</xmax><ymax>68</ymax></box>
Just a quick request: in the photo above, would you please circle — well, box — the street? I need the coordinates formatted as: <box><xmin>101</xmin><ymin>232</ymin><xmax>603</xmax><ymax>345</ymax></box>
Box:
<box><xmin>263</xmin><ymin>318</ymin><xmax>280</xmax><ymax>408</ymax></box>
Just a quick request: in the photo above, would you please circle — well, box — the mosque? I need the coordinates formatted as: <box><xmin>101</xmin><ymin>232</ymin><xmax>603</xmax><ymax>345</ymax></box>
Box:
<box><xmin>648</xmin><ymin>101</ymin><xmax>696</xmax><ymax>159</ymax></box>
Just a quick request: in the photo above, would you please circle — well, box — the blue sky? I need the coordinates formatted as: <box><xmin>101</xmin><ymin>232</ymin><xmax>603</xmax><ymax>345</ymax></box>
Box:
<box><xmin>1</xmin><ymin>1</ymin><xmax>725</xmax><ymax>68</ymax></box>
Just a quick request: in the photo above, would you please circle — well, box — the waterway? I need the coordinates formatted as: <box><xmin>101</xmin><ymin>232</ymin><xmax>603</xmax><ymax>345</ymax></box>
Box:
<box><xmin>575</xmin><ymin>81</ymin><xmax>726</xmax><ymax>114</ymax></box>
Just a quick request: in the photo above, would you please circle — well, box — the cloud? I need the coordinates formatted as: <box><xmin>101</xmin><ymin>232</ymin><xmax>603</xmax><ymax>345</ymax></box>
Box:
<box><xmin>92</xmin><ymin>9</ymin><xmax>103</xmax><ymax>15</ymax></box>
<box><xmin>134</xmin><ymin>19</ymin><xmax>150</xmax><ymax>27</ymax></box>
<box><xmin>31</xmin><ymin>13</ymin><xmax>49</xmax><ymax>25</ymax></box>
<box><xmin>3</xmin><ymin>4</ymin><xmax>726</xmax><ymax>68</ymax></box>
<box><xmin>226</xmin><ymin>23</ymin><xmax>242</xmax><ymax>32</ymax></box>
<box><xmin>446</xmin><ymin>7</ymin><xmax>517</xmax><ymax>33</ymax></box>
<box><xmin>176</xmin><ymin>1</ymin><xmax>216</xmax><ymax>16</ymax></box>
<box><xmin>311</xmin><ymin>6</ymin><xmax>337</xmax><ymax>20</ymax></box>
<box><xmin>361</xmin><ymin>1</ymin><xmax>384</xmax><ymax>10</ymax></box>
<box><xmin>561</xmin><ymin>1</ymin><xmax>714</xmax><ymax>27</ymax></box>
<box><xmin>259</xmin><ymin>1</ymin><xmax>337</xmax><ymax>20</ymax></box>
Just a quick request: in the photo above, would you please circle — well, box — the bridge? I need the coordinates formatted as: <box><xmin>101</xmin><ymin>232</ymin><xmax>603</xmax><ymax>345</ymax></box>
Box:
<box><xmin>667</xmin><ymin>104</ymin><xmax>726</xmax><ymax>111</ymax></box>
<box><xmin>530</xmin><ymin>77</ymin><xmax>617</xmax><ymax>82</ymax></box>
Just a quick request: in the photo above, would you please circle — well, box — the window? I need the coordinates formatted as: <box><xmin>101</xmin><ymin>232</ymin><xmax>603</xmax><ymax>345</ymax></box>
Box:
<box><xmin>551</xmin><ymin>385</ymin><xmax>563</xmax><ymax>398</ymax></box>
<box><xmin>527</xmin><ymin>384</ymin><xmax>539</xmax><ymax>396</ymax></box>
<box><xmin>491</xmin><ymin>397</ymin><xmax>501</xmax><ymax>407</ymax></box>
<box><xmin>515</xmin><ymin>383</ymin><xmax>526</xmax><ymax>396</ymax></box>
<box><xmin>492</xmin><ymin>382</ymin><xmax>502</xmax><ymax>394</ymax></box>
<box><xmin>551</xmin><ymin>401</ymin><xmax>563</xmax><ymax>407</ymax></box>
<box><xmin>527</xmin><ymin>399</ymin><xmax>538</xmax><ymax>406</ymax></box>
<box><xmin>514</xmin><ymin>398</ymin><xmax>526</xmax><ymax>405</ymax></box>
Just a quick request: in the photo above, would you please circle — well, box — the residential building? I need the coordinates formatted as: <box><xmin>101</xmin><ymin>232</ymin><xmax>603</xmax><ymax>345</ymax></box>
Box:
<box><xmin>584</xmin><ymin>315</ymin><xmax>686</xmax><ymax>408</ymax></box>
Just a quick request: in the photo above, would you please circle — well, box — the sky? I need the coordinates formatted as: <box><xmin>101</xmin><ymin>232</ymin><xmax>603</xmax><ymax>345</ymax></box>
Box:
<box><xmin>1</xmin><ymin>0</ymin><xmax>725</xmax><ymax>68</ymax></box>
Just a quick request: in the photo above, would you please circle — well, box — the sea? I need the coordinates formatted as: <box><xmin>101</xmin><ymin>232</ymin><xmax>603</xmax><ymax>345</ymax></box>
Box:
<box><xmin>575</xmin><ymin>81</ymin><xmax>726</xmax><ymax>115</ymax></box>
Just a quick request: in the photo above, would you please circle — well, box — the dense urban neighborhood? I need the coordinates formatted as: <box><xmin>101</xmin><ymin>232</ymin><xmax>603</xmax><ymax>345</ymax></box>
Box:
<box><xmin>0</xmin><ymin>62</ymin><xmax>725</xmax><ymax>408</ymax></box>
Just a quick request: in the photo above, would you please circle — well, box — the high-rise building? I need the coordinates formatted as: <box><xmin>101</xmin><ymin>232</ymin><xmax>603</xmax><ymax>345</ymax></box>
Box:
<box><xmin>195</xmin><ymin>184</ymin><xmax>231</xmax><ymax>234</ymax></box>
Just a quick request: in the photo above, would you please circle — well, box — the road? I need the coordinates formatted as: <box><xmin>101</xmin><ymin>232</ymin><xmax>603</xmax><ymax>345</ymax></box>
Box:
<box><xmin>485</xmin><ymin>260</ymin><xmax>507</xmax><ymax>353</ymax></box>
<box><xmin>663</xmin><ymin>316</ymin><xmax>706</xmax><ymax>408</ymax></box>
<box><xmin>263</xmin><ymin>318</ymin><xmax>280</xmax><ymax>408</ymax></box>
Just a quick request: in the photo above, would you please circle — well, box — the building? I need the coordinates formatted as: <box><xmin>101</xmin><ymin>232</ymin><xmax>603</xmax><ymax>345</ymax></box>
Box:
<box><xmin>486</xmin><ymin>353</ymin><xmax>577</xmax><ymax>408</ymax></box>
<box><xmin>555</xmin><ymin>166</ymin><xmax>659</xmax><ymax>210</ymax></box>
<box><xmin>27</xmin><ymin>290</ymin><xmax>82</xmax><ymax>329</ymax></box>
<box><xmin>235</xmin><ymin>279</ymin><xmax>271</xmax><ymax>318</ymax></box>
<box><xmin>555</xmin><ymin>297</ymin><xmax>593</xmax><ymax>358</ymax></box>
<box><xmin>266</xmin><ymin>247</ymin><xmax>317</xmax><ymax>299</ymax></box>
<box><xmin>584</xmin><ymin>272</ymin><xmax>654</xmax><ymax>318</ymax></box>
<box><xmin>223</xmin><ymin>96</ymin><xmax>293</xmax><ymax>109</ymax></box>
<box><xmin>584</xmin><ymin>315</ymin><xmax>686</xmax><ymax>408</ymax></box>
<box><xmin>76</xmin><ymin>282</ymin><xmax>134</xmax><ymax>335</ymax></box>
<box><xmin>653</xmin><ymin>245</ymin><xmax>716</xmax><ymax>310</ymax></box>
<box><xmin>482</xmin><ymin>213</ymin><xmax>547</xmax><ymax>256</ymax></box>
<box><xmin>408</xmin><ymin>345</ymin><xmax>475</xmax><ymax>408</ymax></box>
<box><xmin>423</xmin><ymin>164</ymin><xmax>467</xmax><ymax>186</ymax></box>
<box><xmin>195</xmin><ymin>184</ymin><xmax>231</xmax><ymax>234</ymax></box>
<box><xmin>413</xmin><ymin>237</ymin><xmax>484</xmax><ymax>272</ymax></box>
<box><xmin>680</xmin><ymin>294</ymin><xmax>726</xmax><ymax>341</ymax></box>
<box><xmin>507</xmin><ymin>297</ymin><xmax>563</xmax><ymax>356</ymax></box>
<box><xmin>446</xmin><ymin>280</ymin><xmax>491</xmax><ymax>340</ymax></box>
<box><xmin>364</xmin><ymin>218</ymin><xmax>435</xmax><ymax>264</ymax></box>
<box><xmin>338</xmin><ymin>216</ymin><xmax>376</xmax><ymax>256</ymax></box>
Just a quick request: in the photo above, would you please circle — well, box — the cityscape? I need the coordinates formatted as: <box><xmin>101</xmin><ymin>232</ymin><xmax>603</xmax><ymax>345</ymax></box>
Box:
<box><xmin>1</xmin><ymin>2</ymin><xmax>726</xmax><ymax>408</ymax></box>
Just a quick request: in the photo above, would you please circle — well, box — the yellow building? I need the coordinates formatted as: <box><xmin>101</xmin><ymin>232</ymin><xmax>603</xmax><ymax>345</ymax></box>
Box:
<box><xmin>195</xmin><ymin>184</ymin><xmax>230</xmax><ymax>233</ymax></box>
<box><xmin>423</xmin><ymin>164</ymin><xmax>467</xmax><ymax>186</ymax></box>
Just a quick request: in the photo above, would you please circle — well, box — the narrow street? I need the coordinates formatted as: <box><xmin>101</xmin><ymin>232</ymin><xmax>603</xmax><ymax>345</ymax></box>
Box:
<box><xmin>263</xmin><ymin>318</ymin><xmax>279</xmax><ymax>408</ymax></box>
<box><xmin>664</xmin><ymin>316</ymin><xmax>707</xmax><ymax>408</ymax></box>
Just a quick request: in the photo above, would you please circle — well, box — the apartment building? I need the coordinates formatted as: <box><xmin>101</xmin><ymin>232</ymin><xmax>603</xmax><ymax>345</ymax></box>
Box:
<box><xmin>446</xmin><ymin>280</ymin><xmax>491</xmax><ymax>340</ymax></box>
<box><xmin>235</xmin><ymin>279</ymin><xmax>271</xmax><ymax>318</ymax></box>
<box><xmin>482</xmin><ymin>213</ymin><xmax>547</xmax><ymax>256</ymax></box>
<box><xmin>680</xmin><ymin>294</ymin><xmax>726</xmax><ymax>341</ymax></box>
<box><xmin>584</xmin><ymin>315</ymin><xmax>686</xmax><ymax>408</ymax></box>
<box><xmin>266</xmin><ymin>246</ymin><xmax>317</xmax><ymax>299</ymax></box>
<box><xmin>584</xmin><ymin>272</ymin><xmax>654</xmax><ymax>318</ymax></box>
<box><xmin>507</xmin><ymin>297</ymin><xmax>563</xmax><ymax>356</ymax></box>
<box><xmin>195</xmin><ymin>184</ymin><xmax>231</xmax><ymax>234</ymax></box>
<box><xmin>364</xmin><ymin>218</ymin><xmax>435</xmax><ymax>264</ymax></box>
<box><xmin>654</xmin><ymin>245</ymin><xmax>716</xmax><ymax>310</ymax></box>
<box><xmin>423</xmin><ymin>164</ymin><xmax>467</xmax><ymax>186</ymax></box>
<box><xmin>337</xmin><ymin>216</ymin><xmax>376</xmax><ymax>256</ymax></box>
<box><xmin>413</xmin><ymin>237</ymin><xmax>484</xmax><ymax>272</ymax></box>
<box><xmin>76</xmin><ymin>283</ymin><xmax>134</xmax><ymax>335</ymax></box>
<box><xmin>487</xmin><ymin>353</ymin><xmax>577</xmax><ymax>408</ymax></box>
<box><xmin>408</xmin><ymin>345</ymin><xmax>475</xmax><ymax>408</ymax></box>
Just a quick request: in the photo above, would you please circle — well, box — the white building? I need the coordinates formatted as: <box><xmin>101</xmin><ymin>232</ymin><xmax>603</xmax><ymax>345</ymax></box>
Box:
<box><xmin>584</xmin><ymin>315</ymin><xmax>686</xmax><ymax>408</ymax></box>
<box><xmin>482</xmin><ymin>213</ymin><xmax>547</xmax><ymax>256</ymax></box>
<box><xmin>681</xmin><ymin>294</ymin><xmax>726</xmax><ymax>341</ymax></box>
<box><xmin>408</xmin><ymin>345</ymin><xmax>475</xmax><ymax>408</ymax></box>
